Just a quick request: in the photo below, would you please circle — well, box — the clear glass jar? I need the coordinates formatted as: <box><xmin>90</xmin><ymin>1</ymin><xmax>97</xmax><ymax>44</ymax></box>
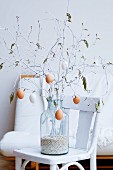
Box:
<box><xmin>40</xmin><ymin>97</ymin><xmax>69</xmax><ymax>155</ymax></box>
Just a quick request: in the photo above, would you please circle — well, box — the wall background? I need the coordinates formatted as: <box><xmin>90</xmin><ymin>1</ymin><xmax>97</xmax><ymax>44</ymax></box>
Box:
<box><xmin>0</xmin><ymin>0</ymin><xmax>113</xmax><ymax>140</ymax></box>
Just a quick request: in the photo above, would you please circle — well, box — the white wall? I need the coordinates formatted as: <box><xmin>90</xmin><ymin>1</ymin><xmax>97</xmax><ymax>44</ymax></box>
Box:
<box><xmin>0</xmin><ymin>0</ymin><xmax>113</xmax><ymax>140</ymax></box>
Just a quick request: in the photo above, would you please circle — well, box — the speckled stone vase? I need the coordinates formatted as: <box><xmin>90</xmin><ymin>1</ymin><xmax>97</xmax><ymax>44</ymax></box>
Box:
<box><xmin>40</xmin><ymin>97</ymin><xmax>69</xmax><ymax>155</ymax></box>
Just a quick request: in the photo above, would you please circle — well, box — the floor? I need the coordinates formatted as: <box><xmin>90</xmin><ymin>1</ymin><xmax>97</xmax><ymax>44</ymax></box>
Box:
<box><xmin>0</xmin><ymin>154</ymin><xmax>113</xmax><ymax>170</ymax></box>
<box><xmin>0</xmin><ymin>154</ymin><xmax>14</xmax><ymax>170</ymax></box>
<box><xmin>0</xmin><ymin>154</ymin><xmax>40</xmax><ymax>170</ymax></box>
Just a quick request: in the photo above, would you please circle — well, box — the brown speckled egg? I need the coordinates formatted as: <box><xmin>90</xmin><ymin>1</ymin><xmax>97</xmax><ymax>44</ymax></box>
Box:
<box><xmin>73</xmin><ymin>96</ymin><xmax>80</xmax><ymax>104</ymax></box>
<box><xmin>45</xmin><ymin>74</ymin><xmax>54</xmax><ymax>84</ymax></box>
<box><xmin>17</xmin><ymin>89</ymin><xmax>24</xmax><ymax>99</ymax></box>
<box><xmin>55</xmin><ymin>109</ymin><xmax>63</xmax><ymax>120</ymax></box>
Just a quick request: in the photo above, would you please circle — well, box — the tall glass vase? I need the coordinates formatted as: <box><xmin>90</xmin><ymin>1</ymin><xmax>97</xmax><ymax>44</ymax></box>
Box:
<box><xmin>40</xmin><ymin>97</ymin><xmax>69</xmax><ymax>155</ymax></box>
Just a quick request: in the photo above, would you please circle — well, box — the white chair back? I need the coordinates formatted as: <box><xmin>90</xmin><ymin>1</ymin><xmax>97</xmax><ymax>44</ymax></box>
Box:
<box><xmin>62</xmin><ymin>96</ymin><xmax>100</xmax><ymax>151</ymax></box>
<box><xmin>14</xmin><ymin>76</ymin><xmax>44</xmax><ymax>136</ymax></box>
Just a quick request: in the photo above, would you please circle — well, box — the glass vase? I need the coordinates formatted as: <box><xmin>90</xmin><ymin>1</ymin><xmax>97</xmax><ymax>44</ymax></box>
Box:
<box><xmin>40</xmin><ymin>97</ymin><xmax>69</xmax><ymax>155</ymax></box>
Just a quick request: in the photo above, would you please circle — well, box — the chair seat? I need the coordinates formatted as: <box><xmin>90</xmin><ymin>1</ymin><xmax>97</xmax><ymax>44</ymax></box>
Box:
<box><xmin>0</xmin><ymin>131</ymin><xmax>40</xmax><ymax>157</ymax></box>
<box><xmin>14</xmin><ymin>147</ymin><xmax>90</xmax><ymax>165</ymax></box>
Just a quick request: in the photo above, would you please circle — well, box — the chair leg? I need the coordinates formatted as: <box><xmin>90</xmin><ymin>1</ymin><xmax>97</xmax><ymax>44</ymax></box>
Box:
<box><xmin>50</xmin><ymin>164</ymin><xmax>57</xmax><ymax>170</ymax></box>
<box><xmin>90</xmin><ymin>149</ymin><xmax>97</xmax><ymax>170</ymax></box>
<box><xmin>15</xmin><ymin>157</ymin><xmax>22</xmax><ymax>170</ymax></box>
<box><xmin>62</xmin><ymin>163</ymin><xmax>68</xmax><ymax>170</ymax></box>
<box><xmin>21</xmin><ymin>160</ymin><xmax>30</xmax><ymax>170</ymax></box>
<box><xmin>61</xmin><ymin>162</ymin><xmax>85</xmax><ymax>170</ymax></box>
<box><xmin>31</xmin><ymin>162</ymin><xmax>36</xmax><ymax>168</ymax></box>
<box><xmin>36</xmin><ymin>163</ymin><xmax>39</xmax><ymax>170</ymax></box>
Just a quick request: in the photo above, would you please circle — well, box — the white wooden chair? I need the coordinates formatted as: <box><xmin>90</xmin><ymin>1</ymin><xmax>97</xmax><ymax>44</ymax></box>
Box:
<box><xmin>0</xmin><ymin>75</ymin><xmax>44</xmax><ymax>170</ymax></box>
<box><xmin>14</xmin><ymin>95</ymin><xmax>101</xmax><ymax>170</ymax></box>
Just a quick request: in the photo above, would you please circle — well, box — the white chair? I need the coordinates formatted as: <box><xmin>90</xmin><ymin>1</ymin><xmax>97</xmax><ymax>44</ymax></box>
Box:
<box><xmin>14</xmin><ymin>96</ymin><xmax>101</xmax><ymax>170</ymax></box>
<box><xmin>0</xmin><ymin>75</ymin><xmax>45</xmax><ymax>169</ymax></box>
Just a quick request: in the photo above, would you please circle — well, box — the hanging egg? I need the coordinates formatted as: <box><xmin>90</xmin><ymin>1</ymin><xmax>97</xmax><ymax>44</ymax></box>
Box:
<box><xmin>73</xmin><ymin>96</ymin><xmax>80</xmax><ymax>104</ymax></box>
<box><xmin>29</xmin><ymin>93</ymin><xmax>37</xmax><ymax>103</ymax></box>
<box><xmin>55</xmin><ymin>109</ymin><xmax>63</xmax><ymax>120</ymax></box>
<box><xmin>45</xmin><ymin>74</ymin><xmax>54</xmax><ymax>84</ymax></box>
<box><xmin>17</xmin><ymin>89</ymin><xmax>24</xmax><ymax>99</ymax></box>
<box><xmin>61</xmin><ymin>61</ymin><xmax>68</xmax><ymax>70</ymax></box>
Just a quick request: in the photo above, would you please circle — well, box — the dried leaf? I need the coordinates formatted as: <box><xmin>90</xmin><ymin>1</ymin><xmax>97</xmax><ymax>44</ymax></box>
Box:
<box><xmin>83</xmin><ymin>40</ymin><xmax>89</xmax><ymax>48</ymax></box>
<box><xmin>96</xmin><ymin>37</ymin><xmax>101</xmax><ymax>40</ymax></box>
<box><xmin>95</xmin><ymin>100</ymin><xmax>100</xmax><ymax>112</ymax></box>
<box><xmin>43</xmin><ymin>58</ymin><xmax>48</xmax><ymax>64</ymax></box>
<box><xmin>54</xmin><ymin>100</ymin><xmax>57</xmax><ymax>106</ymax></box>
<box><xmin>102</xmin><ymin>99</ymin><xmax>104</xmax><ymax>105</ymax></box>
<box><xmin>9</xmin><ymin>49</ymin><xmax>13</xmax><ymax>54</ymax></box>
<box><xmin>107</xmin><ymin>62</ymin><xmax>113</xmax><ymax>65</ymax></box>
<box><xmin>58</xmin><ymin>43</ymin><xmax>63</xmax><ymax>48</ymax></box>
<box><xmin>67</xmin><ymin>13</ymin><xmax>72</xmax><ymax>22</ymax></box>
<box><xmin>96</xmin><ymin>34</ymin><xmax>101</xmax><ymax>40</ymax></box>
<box><xmin>10</xmin><ymin>92</ymin><xmax>14</xmax><ymax>104</ymax></box>
<box><xmin>54</xmin><ymin>88</ymin><xmax>58</xmax><ymax>92</ymax></box>
<box><xmin>84</xmin><ymin>29</ymin><xmax>88</xmax><ymax>31</ymax></box>
<box><xmin>36</xmin><ymin>42</ymin><xmax>41</xmax><ymax>49</ymax></box>
<box><xmin>78</xmin><ymin>70</ymin><xmax>82</xmax><ymax>78</ymax></box>
<box><xmin>81</xmin><ymin>76</ymin><xmax>87</xmax><ymax>90</ymax></box>
<box><xmin>15</xmin><ymin>61</ymin><xmax>19</xmax><ymax>66</ymax></box>
<box><xmin>67</xmin><ymin>51</ymin><xmax>69</xmax><ymax>56</ymax></box>
<box><xmin>81</xmin><ymin>56</ymin><xmax>86</xmax><ymax>61</ymax></box>
<box><xmin>81</xmin><ymin>56</ymin><xmax>84</xmax><ymax>59</ymax></box>
<box><xmin>26</xmin><ymin>59</ymin><xmax>30</xmax><ymax>64</ymax></box>
<box><xmin>0</xmin><ymin>63</ymin><xmax>4</xmax><ymax>70</ymax></box>
<box><xmin>65</xmin><ymin>77</ymin><xmax>67</xmax><ymax>82</ymax></box>
<box><xmin>11</xmin><ymin>43</ymin><xmax>15</xmax><ymax>49</ymax></box>
<box><xmin>53</xmin><ymin>53</ymin><xmax>55</xmax><ymax>57</ymax></box>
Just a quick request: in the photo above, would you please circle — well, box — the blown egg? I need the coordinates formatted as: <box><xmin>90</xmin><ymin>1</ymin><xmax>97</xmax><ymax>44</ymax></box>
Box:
<box><xmin>17</xmin><ymin>89</ymin><xmax>24</xmax><ymax>99</ymax></box>
<box><xmin>29</xmin><ymin>93</ymin><xmax>37</xmax><ymax>103</ymax></box>
<box><xmin>55</xmin><ymin>109</ymin><xmax>63</xmax><ymax>120</ymax></box>
<box><xmin>61</xmin><ymin>61</ymin><xmax>68</xmax><ymax>70</ymax></box>
<box><xmin>45</xmin><ymin>74</ymin><xmax>54</xmax><ymax>84</ymax></box>
<box><xmin>73</xmin><ymin>96</ymin><xmax>80</xmax><ymax>104</ymax></box>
